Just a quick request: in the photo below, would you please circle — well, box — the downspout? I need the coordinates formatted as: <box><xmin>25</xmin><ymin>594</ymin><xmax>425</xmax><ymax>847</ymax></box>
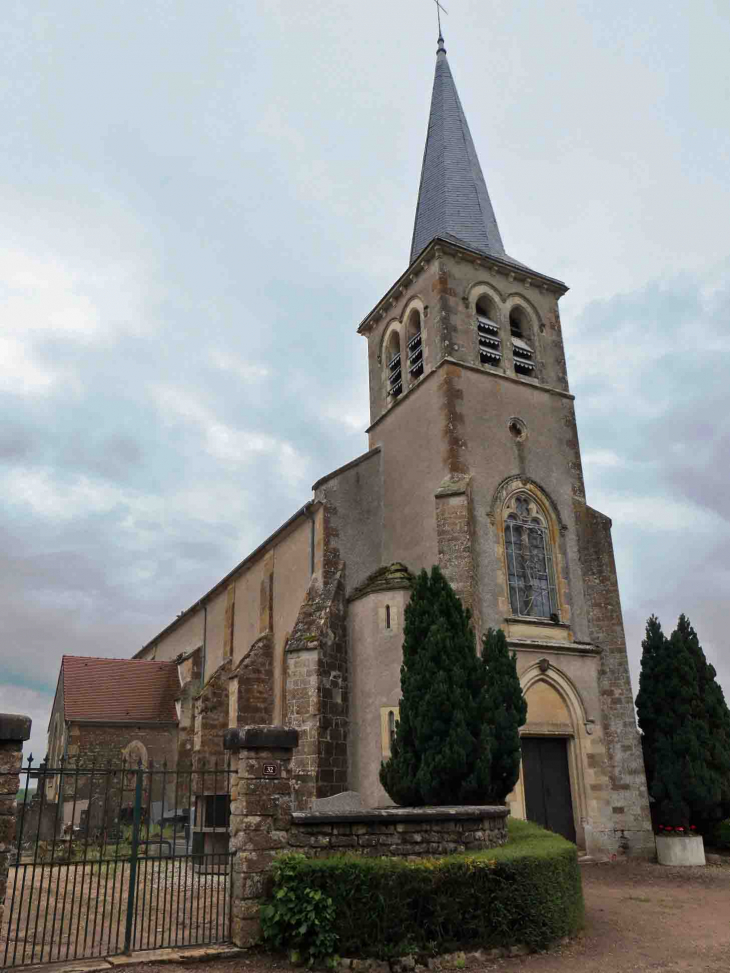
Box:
<box><xmin>308</xmin><ymin>509</ymin><xmax>316</xmax><ymax>577</ymax></box>
<box><xmin>201</xmin><ymin>603</ymin><xmax>208</xmax><ymax>691</ymax></box>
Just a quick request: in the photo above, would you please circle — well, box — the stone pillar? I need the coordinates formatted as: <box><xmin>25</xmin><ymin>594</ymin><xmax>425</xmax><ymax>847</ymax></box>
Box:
<box><xmin>0</xmin><ymin>714</ymin><xmax>32</xmax><ymax>928</ymax></box>
<box><xmin>224</xmin><ymin>725</ymin><xmax>299</xmax><ymax>947</ymax></box>
<box><xmin>435</xmin><ymin>473</ymin><xmax>480</xmax><ymax>632</ymax></box>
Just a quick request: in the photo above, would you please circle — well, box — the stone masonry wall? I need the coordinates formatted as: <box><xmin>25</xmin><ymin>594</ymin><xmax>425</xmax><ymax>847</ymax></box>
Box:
<box><xmin>434</xmin><ymin>473</ymin><xmax>480</xmax><ymax>632</ymax></box>
<box><xmin>229</xmin><ymin>634</ymin><xmax>274</xmax><ymax>728</ymax></box>
<box><xmin>0</xmin><ymin>714</ymin><xmax>32</xmax><ymax>930</ymax></box>
<box><xmin>176</xmin><ymin>645</ymin><xmax>203</xmax><ymax>772</ymax></box>
<box><xmin>575</xmin><ymin>502</ymin><xmax>654</xmax><ymax>857</ymax></box>
<box><xmin>194</xmin><ymin>660</ymin><xmax>232</xmax><ymax>797</ymax></box>
<box><xmin>67</xmin><ymin>722</ymin><xmax>178</xmax><ymax>773</ymax></box>
<box><xmin>288</xmin><ymin>807</ymin><xmax>508</xmax><ymax>858</ymax></box>
<box><xmin>285</xmin><ymin>564</ymin><xmax>349</xmax><ymax>808</ymax></box>
<box><xmin>225</xmin><ymin>728</ymin><xmax>509</xmax><ymax>949</ymax></box>
<box><xmin>225</xmin><ymin>726</ymin><xmax>299</xmax><ymax>947</ymax></box>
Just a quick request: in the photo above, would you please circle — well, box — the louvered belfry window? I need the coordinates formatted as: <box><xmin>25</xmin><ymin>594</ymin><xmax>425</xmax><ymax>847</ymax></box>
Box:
<box><xmin>386</xmin><ymin>331</ymin><xmax>402</xmax><ymax>397</ymax></box>
<box><xmin>504</xmin><ymin>495</ymin><xmax>557</xmax><ymax>618</ymax></box>
<box><xmin>477</xmin><ymin>313</ymin><xmax>501</xmax><ymax>366</ymax></box>
<box><xmin>408</xmin><ymin>330</ymin><xmax>423</xmax><ymax>379</ymax></box>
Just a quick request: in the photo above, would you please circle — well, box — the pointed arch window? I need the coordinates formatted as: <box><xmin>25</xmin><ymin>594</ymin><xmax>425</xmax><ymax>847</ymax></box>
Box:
<box><xmin>504</xmin><ymin>494</ymin><xmax>558</xmax><ymax>618</ymax></box>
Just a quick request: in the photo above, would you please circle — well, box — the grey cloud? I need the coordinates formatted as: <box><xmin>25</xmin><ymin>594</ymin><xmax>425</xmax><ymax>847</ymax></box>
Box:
<box><xmin>569</xmin><ymin>267</ymin><xmax>730</xmax><ymax>701</ymax></box>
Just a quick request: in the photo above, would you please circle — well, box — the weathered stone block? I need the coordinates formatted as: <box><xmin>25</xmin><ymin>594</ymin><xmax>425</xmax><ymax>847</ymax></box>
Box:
<box><xmin>231</xmin><ymin>917</ymin><xmax>261</xmax><ymax>947</ymax></box>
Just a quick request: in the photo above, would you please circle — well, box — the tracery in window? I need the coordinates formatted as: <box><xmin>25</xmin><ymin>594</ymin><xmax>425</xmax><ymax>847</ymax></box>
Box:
<box><xmin>476</xmin><ymin>295</ymin><xmax>501</xmax><ymax>367</ymax></box>
<box><xmin>504</xmin><ymin>493</ymin><xmax>558</xmax><ymax>618</ymax></box>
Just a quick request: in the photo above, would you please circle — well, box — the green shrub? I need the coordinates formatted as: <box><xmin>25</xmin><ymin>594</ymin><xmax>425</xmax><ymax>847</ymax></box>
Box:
<box><xmin>261</xmin><ymin>853</ymin><xmax>339</xmax><ymax>966</ymax></box>
<box><xmin>263</xmin><ymin>820</ymin><xmax>583</xmax><ymax>960</ymax></box>
<box><xmin>711</xmin><ymin>819</ymin><xmax>730</xmax><ymax>850</ymax></box>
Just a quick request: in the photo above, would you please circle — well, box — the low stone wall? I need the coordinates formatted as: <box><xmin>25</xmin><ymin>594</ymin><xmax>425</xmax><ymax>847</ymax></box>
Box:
<box><xmin>225</xmin><ymin>726</ymin><xmax>512</xmax><ymax>947</ymax></box>
<box><xmin>289</xmin><ymin>806</ymin><xmax>509</xmax><ymax>858</ymax></box>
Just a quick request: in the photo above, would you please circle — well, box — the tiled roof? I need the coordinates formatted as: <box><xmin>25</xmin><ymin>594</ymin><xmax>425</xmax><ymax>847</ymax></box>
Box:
<box><xmin>62</xmin><ymin>656</ymin><xmax>179</xmax><ymax>723</ymax></box>
<box><xmin>410</xmin><ymin>36</ymin><xmax>506</xmax><ymax>264</ymax></box>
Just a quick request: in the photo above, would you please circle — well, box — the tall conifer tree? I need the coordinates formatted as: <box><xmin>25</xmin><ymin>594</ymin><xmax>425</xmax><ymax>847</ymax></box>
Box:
<box><xmin>380</xmin><ymin>568</ymin><xmax>527</xmax><ymax>806</ymax></box>
<box><xmin>635</xmin><ymin>615</ymin><xmax>666</xmax><ymax>790</ymax></box>
<box><xmin>479</xmin><ymin>628</ymin><xmax>528</xmax><ymax>803</ymax></box>
<box><xmin>636</xmin><ymin>614</ymin><xmax>730</xmax><ymax>829</ymax></box>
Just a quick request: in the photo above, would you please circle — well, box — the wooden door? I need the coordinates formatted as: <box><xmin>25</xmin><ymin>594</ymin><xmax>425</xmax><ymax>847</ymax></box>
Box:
<box><xmin>521</xmin><ymin>737</ymin><xmax>576</xmax><ymax>843</ymax></box>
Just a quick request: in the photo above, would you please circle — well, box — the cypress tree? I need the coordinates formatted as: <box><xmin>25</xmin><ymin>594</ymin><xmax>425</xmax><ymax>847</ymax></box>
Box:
<box><xmin>677</xmin><ymin>615</ymin><xmax>730</xmax><ymax>819</ymax></box>
<box><xmin>380</xmin><ymin>567</ymin><xmax>528</xmax><ymax>806</ymax></box>
<box><xmin>479</xmin><ymin>628</ymin><xmax>528</xmax><ymax>803</ymax></box>
<box><xmin>636</xmin><ymin>614</ymin><xmax>730</xmax><ymax>830</ymax></box>
<box><xmin>635</xmin><ymin>615</ymin><xmax>666</xmax><ymax>790</ymax></box>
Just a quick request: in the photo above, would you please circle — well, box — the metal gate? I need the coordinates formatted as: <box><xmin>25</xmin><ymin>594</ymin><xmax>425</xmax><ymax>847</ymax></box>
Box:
<box><xmin>2</xmin><ymin>755</ymin><xmax>233</xmax><ymax>967</ymax></box>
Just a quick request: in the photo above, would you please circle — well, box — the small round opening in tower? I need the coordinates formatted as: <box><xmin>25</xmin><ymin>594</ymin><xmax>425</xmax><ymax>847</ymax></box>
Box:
<box><xmin>508</xmin><ymin>418</ymin><xmax>527</xmax><ymax>441</ymax></box>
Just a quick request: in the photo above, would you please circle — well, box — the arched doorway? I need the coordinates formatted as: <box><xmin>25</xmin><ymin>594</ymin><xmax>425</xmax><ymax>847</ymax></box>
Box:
<box><xmin>511</xmin><ymin>667</ymin><xmax>588</xmax><ymax>845</ymax></box>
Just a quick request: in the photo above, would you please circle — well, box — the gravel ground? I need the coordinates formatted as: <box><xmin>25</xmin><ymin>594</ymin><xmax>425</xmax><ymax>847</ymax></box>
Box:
<box><xmin>116</xmin><ymin>858</ymin><xmax>730</xmax><ymax>973</ymax></box>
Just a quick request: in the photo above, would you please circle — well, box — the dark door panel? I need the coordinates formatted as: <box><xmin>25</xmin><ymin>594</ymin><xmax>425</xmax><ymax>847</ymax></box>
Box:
<box><xmin>521</xmin><ymin>737</ymin><xmax>576</xmax><ymax>843</ymax></box>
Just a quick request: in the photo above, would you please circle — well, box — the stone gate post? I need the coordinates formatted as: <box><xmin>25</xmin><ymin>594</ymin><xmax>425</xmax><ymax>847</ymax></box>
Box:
<box><xmin>0</xmin><ymin>714</ymin><xmax>32</xmax><ymax>927</ymax></box>
<box><xmin>223</xmin><ymin>725</ymin><xmax>299</xmax><ymax>948</ymax></box>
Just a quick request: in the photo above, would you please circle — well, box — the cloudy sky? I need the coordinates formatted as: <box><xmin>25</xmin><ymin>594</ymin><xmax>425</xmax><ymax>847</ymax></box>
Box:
<box><xmin>1</xmin><ymin>0</ymin><xmax>728</xmax><ymax>762</ymax></box>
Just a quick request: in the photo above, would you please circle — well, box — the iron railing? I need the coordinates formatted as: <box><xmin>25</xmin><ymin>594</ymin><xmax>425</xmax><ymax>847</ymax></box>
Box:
<box><xmin>1</xmin><ymin>754</ymin><xmax>233</xmax><ymax>967</ymax></box>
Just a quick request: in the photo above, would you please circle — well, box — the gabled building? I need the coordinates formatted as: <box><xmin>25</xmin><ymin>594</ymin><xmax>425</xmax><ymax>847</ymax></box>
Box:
<box><xmin>99</xmin><ymin>33</ymin><xmax>650</xmax><ymax>857</ymax></box>
<box><xmin>46</xmin><ymin>656</ymin><xmax>181</xmax><ymax>826</ymax></box>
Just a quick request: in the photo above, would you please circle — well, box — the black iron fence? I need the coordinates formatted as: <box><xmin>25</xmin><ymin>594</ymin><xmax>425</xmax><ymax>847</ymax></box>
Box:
<box><xmin>1</xmin><ymin>755</ymin><xmax>233</xmax><ymax>967</ymax></box>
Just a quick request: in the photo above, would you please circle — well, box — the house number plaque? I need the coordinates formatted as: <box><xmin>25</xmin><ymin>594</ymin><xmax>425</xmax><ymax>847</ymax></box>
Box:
<box><xmin>262</xmin><ymin>761</ymin><xmax>280</xmax><ymax>778</ymax></box>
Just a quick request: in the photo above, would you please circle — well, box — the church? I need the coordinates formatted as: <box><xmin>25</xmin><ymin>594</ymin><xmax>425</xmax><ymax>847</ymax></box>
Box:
<box><xmin>49</xmin><ymin>33</ymin><xmax>654</xmax><ymax>859</ymax></box>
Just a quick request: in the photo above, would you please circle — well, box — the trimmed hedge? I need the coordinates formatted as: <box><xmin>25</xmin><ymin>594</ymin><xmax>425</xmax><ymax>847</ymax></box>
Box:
<box><xmin>711</xmin><ymin>818</ymin><xmax>730</xmax><ymax>850</ymax></box>
<box><xmin>263</xmin><ymin>819</ymin><xmax>584</xmax><ymax>960</ymax></box>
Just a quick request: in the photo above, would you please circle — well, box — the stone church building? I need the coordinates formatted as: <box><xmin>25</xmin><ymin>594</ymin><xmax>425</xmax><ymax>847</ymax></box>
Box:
<box><xmin>53</xmin><ymin>35</ymin><xmax>654</xmax><ymax>858</ymax></box>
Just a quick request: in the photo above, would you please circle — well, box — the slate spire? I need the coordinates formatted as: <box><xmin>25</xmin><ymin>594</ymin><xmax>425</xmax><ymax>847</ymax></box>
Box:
<box><xmin>410</xmin><ymin>34</ymin><xmax>505</xmax><ymax>263</ymax></box>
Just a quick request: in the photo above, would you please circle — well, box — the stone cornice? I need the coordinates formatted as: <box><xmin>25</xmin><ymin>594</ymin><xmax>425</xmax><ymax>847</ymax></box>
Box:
<box><xmin>366</xmin><ymin>356</ymin><xmax>574</xmax><ymax>435</ymax></box>
<box><xmin>357</xmin><ymin>237</ymin><xmax>568</xmax><ymax>337</ymax></box>
<box><xmin>508</xmin><ymin>638</ymin><xmax>602</xmax><ymax>656</ymax></box>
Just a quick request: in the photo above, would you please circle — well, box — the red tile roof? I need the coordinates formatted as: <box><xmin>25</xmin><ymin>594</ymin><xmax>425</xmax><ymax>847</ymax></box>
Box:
<box><xmin>62</xmin><ymin>656</ymin><xmax>179</xmax><ymax>723</ymax></box>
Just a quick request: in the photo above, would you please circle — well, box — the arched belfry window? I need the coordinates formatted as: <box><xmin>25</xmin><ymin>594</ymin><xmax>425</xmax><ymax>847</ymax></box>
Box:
<box><xmin>476</xmin><ymin>295</ymin><xmax>501</xmax><ymax>367</ymax></box>
<box><xmin>386</xmin><ymin>330</ymin><xmax>402</xmax><ymax>398</ymax></box>
<box><xmin>504</xmin><ymin>493</ymin><xmax>558</xmax><ymax>618</ymax></box>
<box><xmin>509</xmin><ymin>307</ymin><xmax>535</xmax><ymax>377</ymax></box>
<box><xmin>406</xmin><ymin>310</ymin><xmax>423</xmax><ymax>381</ymax></box>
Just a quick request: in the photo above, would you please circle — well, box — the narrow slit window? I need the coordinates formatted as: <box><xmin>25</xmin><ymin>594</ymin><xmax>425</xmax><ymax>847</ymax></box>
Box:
<box><xmin>381</xmin><ymin>706</ymin><xmax>400</xmax><ymax>758</ymax></box>
<box><xmin>385</xmin><ymin>604</ymin><xmax>391</xmax><ymax>629</ymax></box>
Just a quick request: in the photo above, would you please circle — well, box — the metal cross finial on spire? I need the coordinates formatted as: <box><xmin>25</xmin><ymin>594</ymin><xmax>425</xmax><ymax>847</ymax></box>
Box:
<box><xmin>434</xmin><ymin>0</ymin><xmax>448</xmax><ymax>38</ymax></box>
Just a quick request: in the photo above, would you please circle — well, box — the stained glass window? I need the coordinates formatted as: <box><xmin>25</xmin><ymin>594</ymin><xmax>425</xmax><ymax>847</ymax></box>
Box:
<box><xmin>504</xmin><ymin>496</ymin><xmax>558</xmax><ymax>618</ymax></box>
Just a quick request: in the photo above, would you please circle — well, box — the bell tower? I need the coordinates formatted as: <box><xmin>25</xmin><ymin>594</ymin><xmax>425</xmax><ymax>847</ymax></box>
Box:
<box><xmin>352</xmin><ymin>32</ymin><xmax>654</xmax><ymax>857</ymax></box>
